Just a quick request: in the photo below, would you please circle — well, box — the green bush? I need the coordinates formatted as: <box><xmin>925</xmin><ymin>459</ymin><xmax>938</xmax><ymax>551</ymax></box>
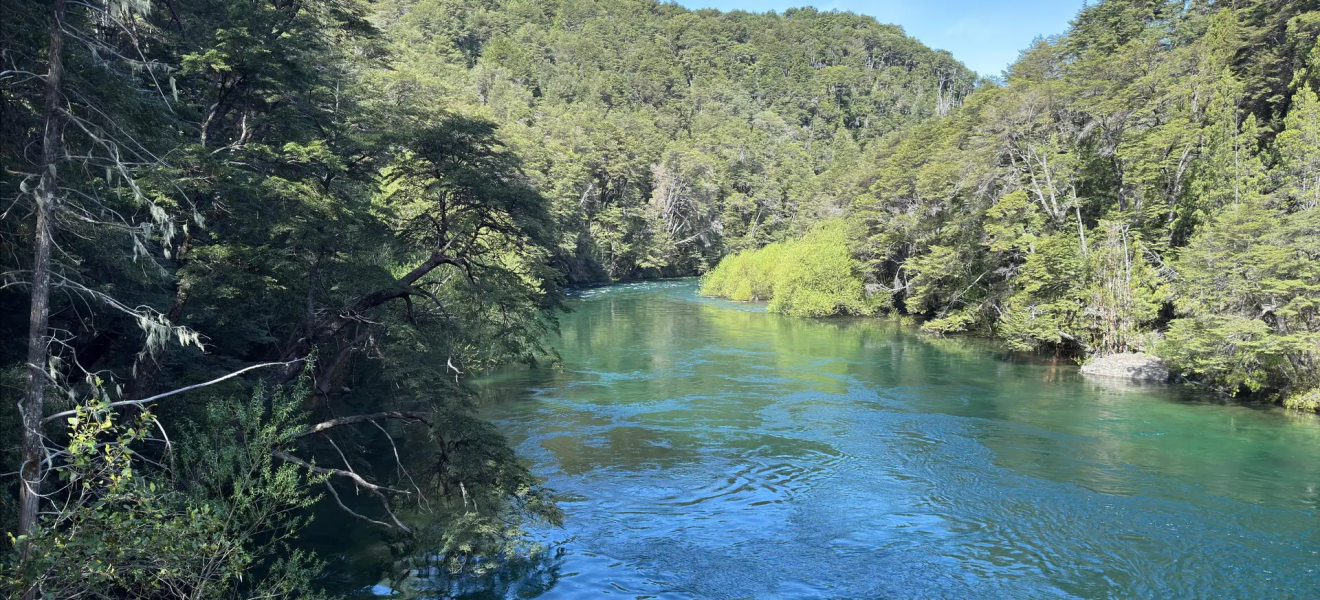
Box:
<box><xmin>1285</xmin><ymin>388</ymin><xmax>1320</xmax><ymax>412</ymax></box>
<box><xmin>700</xmin><ymin>221</ymin><xmax>879</xmax><ymax>317</ymax></box>
<box><xmin>3</xmin><ymin>387</ymin><xmax>325</xmax><ymax>600</ymax></box>
<box><xmin>1157</xmin><ymin>203</ymin><xmax>1320</xmax><ymax>406</ymax></box>
<box><xmin>701</xmin><ymin>242</ymin><xmax>785</xmax><ymax>302</ymax></box>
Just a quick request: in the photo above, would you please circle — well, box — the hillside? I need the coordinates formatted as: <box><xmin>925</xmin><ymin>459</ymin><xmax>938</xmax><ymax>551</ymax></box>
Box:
<box><xmin>374</xmin><ymin>0</ymin><xmax>978</xmax><ymax>280</ymax></box>
<box><xmin>705</xmin><ymin>0</ymin><xmax>1320</xmax><ymax>408</ymax></box>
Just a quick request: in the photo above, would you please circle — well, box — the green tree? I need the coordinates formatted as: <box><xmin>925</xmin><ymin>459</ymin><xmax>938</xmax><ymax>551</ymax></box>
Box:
<box><xmin>1275</xmin><ymin>85</ymin><xmax>1320</xmax><ymax>210</ymax></box>
<box><xmin>3</xmin><ymin>386</ymin><xmax>325</xmax><ymax>599</ymax></box>
<box><xmin>1160</xmin><ymin>202</ymin><xmax>1320</xmax><ymax>402</ymax></box>
<box><xmin>701</xmin><ymin>220</ymin><xmax>880</xmax><ymax>318</ymax></box>
<box><xmin>834</xmin><ymin>0</ymin><xmax>1319</xmax><ymax>408</ymax></box>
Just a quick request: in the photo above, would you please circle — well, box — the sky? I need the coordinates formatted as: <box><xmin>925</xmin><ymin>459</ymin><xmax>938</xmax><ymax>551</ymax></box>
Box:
<box><xmin>673</xmin><ymin>0</ymin><xmax>1087</xmax><ymax>77</ymax></box>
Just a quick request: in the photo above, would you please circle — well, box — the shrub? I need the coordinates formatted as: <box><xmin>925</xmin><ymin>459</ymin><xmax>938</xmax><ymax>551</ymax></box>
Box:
<box><xmin>700</xmin><ymin>221</ymin><xmax>879</xmax><ymax>317</ymax></box>
<box><xmin>1285</xmin><ymin>388</ymin><xmax>1320</xmax><ymax>412</ymax></box>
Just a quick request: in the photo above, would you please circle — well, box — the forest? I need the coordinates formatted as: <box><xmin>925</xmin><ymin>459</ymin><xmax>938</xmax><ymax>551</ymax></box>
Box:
<box><xmin>705</xmin><ymin>0</ymin><xmax>1320</xmax><ymax>411</ymax></box>
<box><xmin>1</xmin><ymin>0</ymin><xmax>1317</xmax><ymax>597</ymax></box>
<box><xmin>375</xmin><ymin>0</ymin><xmax>976</xmax><ymax>280</ymax></box>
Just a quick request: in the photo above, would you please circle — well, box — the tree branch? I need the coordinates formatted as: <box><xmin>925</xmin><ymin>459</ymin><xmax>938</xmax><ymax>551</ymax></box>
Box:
<box><xmin>297</xmin><ymin>411</ymin><xmax>431</xmax><ymax>438</ymax></box>
<box><xmin>43</xmin><ymin>360</ymin><xmax>304</xmax><ymax>424</ymax></box>
<box><xmin>275</xmin><ymin>451</ymin><xmax>413</xmax><ymax>532</ymax></box>
<box><xmin>322</xmin><ymin>481</ymin><xmax>391</xmax><ymax>529</ymax></box>
<box><xmin>272</xmin><ymin>451</ymin><xmax>409</xmax><ymax>496</ymax></box>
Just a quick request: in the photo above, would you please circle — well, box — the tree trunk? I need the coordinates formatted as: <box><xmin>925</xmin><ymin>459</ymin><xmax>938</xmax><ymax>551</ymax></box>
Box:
<box><xmin>276</xmin><ymin>251</ymin><xmax>465</xmax><ymax>381</ymax></box>
<box><xmin>19</xmin><ymin>0</ymin><xmax>66</xmax><ymax>560</ymax></box>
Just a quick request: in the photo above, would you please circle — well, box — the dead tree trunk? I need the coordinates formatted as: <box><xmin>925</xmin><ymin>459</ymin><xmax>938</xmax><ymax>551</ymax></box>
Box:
<box><xmin>19</xmin><ymin>0</ymin><xmax>67</xmax><ymax>555</ymax></box>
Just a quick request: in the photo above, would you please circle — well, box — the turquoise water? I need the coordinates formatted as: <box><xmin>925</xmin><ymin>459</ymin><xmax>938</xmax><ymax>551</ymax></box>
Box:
<box><xmin>473</xmin><ymin>280</ymin><xmax>1320</xmax><ymax>599</ymax></box>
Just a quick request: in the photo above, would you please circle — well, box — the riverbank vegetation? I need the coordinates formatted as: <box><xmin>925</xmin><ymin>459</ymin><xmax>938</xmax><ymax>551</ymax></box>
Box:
<box><xmin>704</xmin><ymin>0</ymin><xmax>1320</xmax><ymax>410</ymax></box>
<box><xmin>0</xmin><ymin>0</ymin><xmax>566</xmax><ymax>595</ymax></box>
<box><xmin>700</xmin><ymin>221</ymin><xmax>879</xmax><ymax>317</ymax></box>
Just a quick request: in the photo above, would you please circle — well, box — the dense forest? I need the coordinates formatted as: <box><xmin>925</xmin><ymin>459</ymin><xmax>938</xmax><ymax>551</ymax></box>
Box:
<box><xmin>0</xmin><ymin>0</ymin><xmax>967</xmax><ymax>597</ymax></box>
<box><xmin>705</xmin><ymin>0</ymin><xmax>1320</xmax><ymax>412</ymax></box>
<box><xmin>1</xmin><ymin>0</ymin><xmax>1317</xmax><ymax>597</ymax></box>
<box><xmin>0</xmin><ymin>0</ymin><xmax>579</xmax><ymax>595</ymax></box>
<box><xmin>376</xmin><ymin>0</ymin><xmax>976</xmax><ymax>280</ymax></box>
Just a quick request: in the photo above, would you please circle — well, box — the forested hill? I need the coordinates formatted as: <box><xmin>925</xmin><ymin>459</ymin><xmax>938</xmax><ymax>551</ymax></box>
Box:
<box><xmin>375</xmin><ymin>0</ymin><xmax>977</xmax><ymax>280</ymax></box>
<box><xmin>0</xmin><ymin>0</ymin><xmax>967</xmax><ymax>594</ymax></box>
<box><xmin>703</xmin><ymin>0</ymin><xmax>1320</xmax><ymax>410</ymax></box>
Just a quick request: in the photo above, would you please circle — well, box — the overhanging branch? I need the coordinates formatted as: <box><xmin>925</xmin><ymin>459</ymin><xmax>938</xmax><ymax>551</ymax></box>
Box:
<box><xmin>42</xmin><ymin>360</ymin><xmax>305</xmax><ymax>424</ymax></box>
<box><xmin>297</xmin><ymin>411</ymin><xmax>431</xmax><ymax>438</ymax></box>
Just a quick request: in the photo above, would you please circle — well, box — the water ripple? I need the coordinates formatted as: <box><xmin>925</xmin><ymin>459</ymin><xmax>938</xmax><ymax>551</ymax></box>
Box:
<box><xmin>473</xmin><ymin>280</ymin><xmax>1320</xmax><ymax>600</ymax></box>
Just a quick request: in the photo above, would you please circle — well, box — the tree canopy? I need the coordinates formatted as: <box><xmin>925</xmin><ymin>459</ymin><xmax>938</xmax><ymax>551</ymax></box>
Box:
<box><xmin>376</xmin><ymin>0</ymin><xmax>977</xmax><ymax>280</ymax></box>
<box><xmin>704</xmin><ymin>0</ymin><xmax>1320</xmax><ymax>408</ymax></box>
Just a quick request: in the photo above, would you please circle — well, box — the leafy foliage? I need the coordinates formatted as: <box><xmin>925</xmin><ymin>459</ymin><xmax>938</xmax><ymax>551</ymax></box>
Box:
<box><xmin>374</xmin><ymin>0</ymin><xmax>977</xmax><ymax>280</ymax></box>
<box><xmin>701</xmin><ymin>221</ymin><xmax>880</xmax><ymax>317</ymax></box>
<box><xmin>3</xmin><ymin>387</ymin><xmax>325</xmax><ymax>599</ymax></box>
<box><xmin>1159</xmin><ymin>202</ymin><xmax>1320</xmax><ymax>396</ymax></box>
<box><xmin>2</xmin><ymin>0</ymin><xmax>566</xmax><ymax>593</ymax></box>
<box><xmin>829</xmin><ymin>0</ymin><xmax>1320</xmax><ymax>407</ymax></box>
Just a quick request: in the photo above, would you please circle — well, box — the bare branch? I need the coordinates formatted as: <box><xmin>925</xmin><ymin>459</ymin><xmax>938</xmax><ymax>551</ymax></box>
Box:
<box><xmin>271</xmin><ymin>451</ymin><xmax>409</xmax><ymax>496</ymax></box>
<box><xmin>43</xmin><ymin>360</ymin><xmax>304</xmax><ymax>424</ymax></box>
<box><xmin>297</xmin><ymin>411</ymin><xmax>431</xmax><ymax>438</ymax></box>
<box><xmin>322</xmin><ymin>481</ymin><xmax>391</xmax><ymax>529</ymax></box>
<box><xmin>274</xmin><ymin>451</ymin><xmax>414</xmax><ymax>532</ymax></box>
<box><xmin>369</xmin><ymin>419</ymin><xmax>428</xmax><ymax>510</ymax></box>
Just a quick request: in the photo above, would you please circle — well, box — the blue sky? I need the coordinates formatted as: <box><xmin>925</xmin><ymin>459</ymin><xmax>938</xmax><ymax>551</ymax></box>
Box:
<box><xmin>673</xmin><ymin>0</ymin><xmax>1087</xmax><ymax>76</ymax></box>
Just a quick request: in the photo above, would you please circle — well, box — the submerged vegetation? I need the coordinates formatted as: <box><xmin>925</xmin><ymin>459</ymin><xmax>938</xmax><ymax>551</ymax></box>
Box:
<box><xmin>702</xmin><ymin>0</ymin><xmax>1320</xmax><ymax>409</ymax></box>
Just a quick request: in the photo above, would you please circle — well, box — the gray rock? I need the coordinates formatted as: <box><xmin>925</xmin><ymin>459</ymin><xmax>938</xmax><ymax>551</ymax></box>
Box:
<box><xmin>1080</xmin><ymin>352</ymin><xmax>1170</xmax><ymax>382</ymax></box>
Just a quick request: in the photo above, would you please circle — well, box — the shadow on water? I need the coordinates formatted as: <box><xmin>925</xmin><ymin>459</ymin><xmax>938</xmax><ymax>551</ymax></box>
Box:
<box><xmin>359</xmin><ymin>548</ymin><xmax>567</xmax><ymax>599</ymax></box>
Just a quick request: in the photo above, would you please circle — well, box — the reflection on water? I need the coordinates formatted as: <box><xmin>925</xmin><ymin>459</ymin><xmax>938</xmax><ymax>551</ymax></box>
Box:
<box><xmin>461</xmin><ymin>280</ymin><xmax>1320</xmax><ymax>599</ymax></box>
<box><xmin>369</xmin><ymin>548</ymin><xmax>565</xmax><ymax>599</ymax></box>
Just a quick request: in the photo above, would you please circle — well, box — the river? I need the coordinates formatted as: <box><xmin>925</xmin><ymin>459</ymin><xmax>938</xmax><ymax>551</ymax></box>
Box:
<box><xmin>468</xmin><ymin>280</ymin><xmax>1320</xmax><ymax>599</ymax></box>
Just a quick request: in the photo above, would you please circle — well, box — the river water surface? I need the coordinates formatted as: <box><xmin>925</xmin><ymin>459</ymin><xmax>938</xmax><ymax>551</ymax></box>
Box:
<box><xmin>472</xmin><ymin>280</ymin><xmax>1320</xmax><ymax>599</ymax></box>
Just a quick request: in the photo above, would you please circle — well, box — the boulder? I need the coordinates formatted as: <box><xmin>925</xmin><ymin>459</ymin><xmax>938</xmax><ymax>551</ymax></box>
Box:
<box><xmin>1080</xmin><ymin>352</ymin><xmax>1170</xmax><ymax>382</ymax></box>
